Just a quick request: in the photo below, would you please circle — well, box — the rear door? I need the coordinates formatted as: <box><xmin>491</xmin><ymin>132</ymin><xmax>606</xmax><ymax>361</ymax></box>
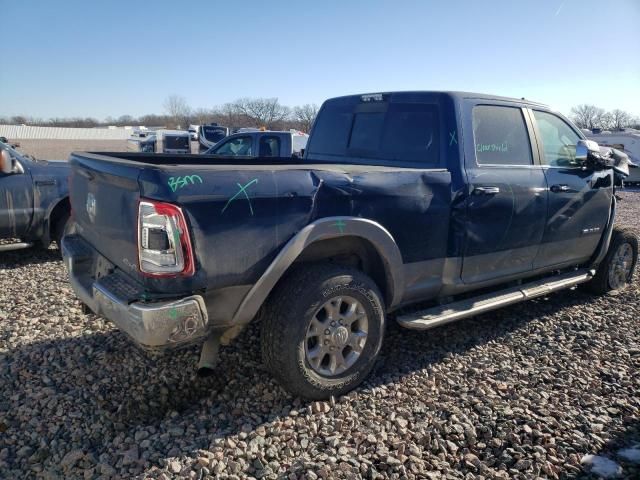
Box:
<box><xmin>461</xmin><ymin>102</ymin><xmax>548</xmax><ymax>283</ymax></box>
<box><xmin>528</xmin><ymin>109</ymin><xmax>612</xmax><ymax>268</ymax></box>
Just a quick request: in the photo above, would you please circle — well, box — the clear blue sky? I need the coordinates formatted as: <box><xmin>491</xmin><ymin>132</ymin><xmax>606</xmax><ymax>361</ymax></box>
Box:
<box><xmin>1</xmin><ymin>0</ymin><xmax>638</xmax><ymax>120</ymax></box>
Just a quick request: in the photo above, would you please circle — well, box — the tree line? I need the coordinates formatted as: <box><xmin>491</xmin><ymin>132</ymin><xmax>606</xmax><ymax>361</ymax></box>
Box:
<box><xmin>570</xmin><ymin>105</ymin><xmax>639</xmax><ymax>131</ymax></box>
<box><xmin>3</xmin><ymin>97</ymin><xmax>638</xmax><ymax>133</ymax></box>
<box><xmin>0</xmin><ymin>96</ymin><xmax>319</xmax><ymax>133</ymax></box>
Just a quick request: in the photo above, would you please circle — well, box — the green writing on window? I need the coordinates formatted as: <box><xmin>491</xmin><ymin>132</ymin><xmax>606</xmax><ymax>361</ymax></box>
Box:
<box><xmin>476</xmin><ymin>143</ymin><xmax>508</xmax><ymax>153</ymax></box>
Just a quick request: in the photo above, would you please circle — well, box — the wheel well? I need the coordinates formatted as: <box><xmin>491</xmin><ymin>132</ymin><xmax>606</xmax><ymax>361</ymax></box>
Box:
<box><xmin>49</xmin><ymin>197</ymin><xmax>70</xmax><ymax>238</ymax></box>
<box><xmin>292</xmin><ymin>236</ymin><xmax>392</xmax><ymax>306</ymax></box>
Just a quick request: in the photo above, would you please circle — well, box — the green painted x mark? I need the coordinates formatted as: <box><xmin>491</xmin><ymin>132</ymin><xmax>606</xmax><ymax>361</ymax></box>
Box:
<box><xmin>221</xmin><ymin>178</ymin><xmax>259</xmax><ymax>215</ymax></box>
<box><xmin>333</xmin><ymin>220</ymin><xmax>346</xmax><ymax>233</ymax></box>
<box><xmin>449</xmin><ymin>130</ymin><xmax>458</xmax><ymax>146</ymax></box>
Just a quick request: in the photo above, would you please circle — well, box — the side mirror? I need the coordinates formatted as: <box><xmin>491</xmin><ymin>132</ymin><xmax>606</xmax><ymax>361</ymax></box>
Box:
<box><xmin>575</xmin><ymin>139</ymin><xmax>600</xmax><ymax>164</ymax></box>
<box><xmin>0</xmin><ymin>149</ymin><xmax>14</xmax><ymax>174</ymax></box>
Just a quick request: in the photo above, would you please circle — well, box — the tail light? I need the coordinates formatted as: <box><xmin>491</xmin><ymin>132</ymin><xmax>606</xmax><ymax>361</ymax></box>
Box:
<box><xmin>138</xmin><ymin>199</ymin><xmax>195</xmax><ymax>277</ymax></box>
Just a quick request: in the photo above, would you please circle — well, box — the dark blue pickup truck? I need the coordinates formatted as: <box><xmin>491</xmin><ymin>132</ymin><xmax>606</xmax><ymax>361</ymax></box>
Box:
<box><xmin>62</xmin><ymin>92</ymin><xmax>637</xmax><ymax>399</ymax></box>
<box><xmin>0</xmin><ymin>142</ymin><xmax>70</xmax><ymax>252</ymax></box>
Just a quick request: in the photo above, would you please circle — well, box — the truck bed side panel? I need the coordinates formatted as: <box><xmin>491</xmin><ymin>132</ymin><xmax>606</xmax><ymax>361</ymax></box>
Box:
<box><xmin>137</xmin><ymin>165</ymin><xmax>451</xmax><ymax>295</ymax></box>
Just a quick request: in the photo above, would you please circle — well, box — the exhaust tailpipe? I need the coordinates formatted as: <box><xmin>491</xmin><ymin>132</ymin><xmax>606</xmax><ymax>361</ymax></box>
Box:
<box><xmin>197</xmin><ymin>335</ymin><xmax>220</xmax><ymax>376</ymax></box>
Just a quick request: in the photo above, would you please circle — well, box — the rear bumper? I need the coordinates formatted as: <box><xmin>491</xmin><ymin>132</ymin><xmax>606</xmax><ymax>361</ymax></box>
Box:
<box><xmin>62</xmin><ymin>234</ymin><xmax>209</xmax><ymax>351</ymax></box>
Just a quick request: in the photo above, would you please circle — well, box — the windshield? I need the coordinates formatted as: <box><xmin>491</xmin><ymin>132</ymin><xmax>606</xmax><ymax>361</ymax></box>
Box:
<box><xmin>201</xmin><ymin>126</ymin><xmax>227</xmax><ymax>143</ymax></box>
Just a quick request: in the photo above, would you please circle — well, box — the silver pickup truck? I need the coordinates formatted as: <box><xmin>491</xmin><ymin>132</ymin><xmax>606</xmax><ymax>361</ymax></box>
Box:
<box><xmin>203</xmin><ymin>130</ymin><xmax>309</xmax><ymax>158</ymax></box>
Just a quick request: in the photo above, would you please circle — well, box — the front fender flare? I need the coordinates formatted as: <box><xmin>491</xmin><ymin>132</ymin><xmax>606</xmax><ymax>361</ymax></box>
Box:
<box><xmin>231</xmin><ymin>216</ymin><xmax>404</xmax><ymax>326</ymax></box>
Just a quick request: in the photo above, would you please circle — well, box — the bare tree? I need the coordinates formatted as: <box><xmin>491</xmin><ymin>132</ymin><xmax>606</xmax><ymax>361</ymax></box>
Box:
<box><xmin>570</xmin><ymin>104</ymin><xmax>604</xmax><ymax>130</ymax></box>
<box><xmin>610</xmin><ymin>109</ymin><xmax>632</xmax><ymax>130</ymax></box>
<box><xmin>230</xmin><ymin>98</ymin><xmax>291</xmax><ymax>129</ymax></box>
<box><xmin>117</xmin><ymin>115</ymin><xmax>134</xmax><ymax>126</ymax></box>
<box><xmin>293</xmin><ymin>104</ymin><xmax>319</xmax><ymax>132</ymax></box>
<box><xmin>191</xmin><ymin>108</ymin><xmax>215</xmax><ymax>126</ymax></box>
<box><xmin>10</xmin><ymin>115</ymin><xmax>28</xmax><ymax>125</ymax></box>
<box><xmin>596</xmin><ymin>110</ymin><xmax>614</xmax><ymax>130</ymax></box>
<box><xmin>163</xmin><ymin>95</ymin><xmax>191</xmax><ymax>129</ymax></box>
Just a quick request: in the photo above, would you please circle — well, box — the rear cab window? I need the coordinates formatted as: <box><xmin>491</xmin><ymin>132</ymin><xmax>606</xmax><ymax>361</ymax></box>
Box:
<box><xmin>472</xmin><ymin>105</ymin><xmax>533</xmax><ymax>166</ymax></box>
<box><xmin>306</xmin><ymin>95</ymin><xmax>440</xmax><ymax>167</ymax></box>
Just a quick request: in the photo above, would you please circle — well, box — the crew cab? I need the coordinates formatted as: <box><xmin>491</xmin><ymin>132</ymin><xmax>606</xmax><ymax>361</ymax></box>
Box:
<box><xmin>0</xmin><ymin>142</ymin><xmax>71</xmax><ymax>252</ymax></box>
<box><xmin>203</xmin><ymin>129</ymin><xmax>309</xmax><ymax>158</ymax></box>
<box><xmin>61</xmin><ymin>92</ymin><xmax>637</xmax><ymax>399</ymax></box>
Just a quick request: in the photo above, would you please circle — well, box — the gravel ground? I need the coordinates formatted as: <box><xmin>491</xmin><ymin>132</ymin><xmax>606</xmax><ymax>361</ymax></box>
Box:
<box><xmin>1</xmin><ymin>191</ymin><xmax>639</xmax><ymax>479</ymax></box>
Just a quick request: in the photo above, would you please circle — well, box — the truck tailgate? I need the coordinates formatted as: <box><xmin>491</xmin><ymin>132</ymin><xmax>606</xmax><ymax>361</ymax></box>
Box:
<box><xmin>69</xmin><ymin>155</ymin><xmax>142</xmax><ymax>280</ymax></box>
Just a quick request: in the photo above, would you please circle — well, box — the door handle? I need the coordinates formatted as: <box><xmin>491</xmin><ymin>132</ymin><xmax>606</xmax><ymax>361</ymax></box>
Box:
<box><xmin>473</xmin><ymin>186</ymin><xmax>500</xmax><ymax>195</ymax></box>
<box><xmin>550</xmin><ymin>184</ymin><xmax>570</xmax><ymax>193</ymax></box>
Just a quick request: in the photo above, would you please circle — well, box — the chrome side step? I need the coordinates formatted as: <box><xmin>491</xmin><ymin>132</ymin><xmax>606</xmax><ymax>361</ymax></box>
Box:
<box><xmin>0</xmin><ymin>242</ymin><xmax>34</xmax><ymax>252</ymax></box>
<box><xmin>397</xmin><ymin>269</ymin><xmax>593</xmax><ymax>330</ymax></box>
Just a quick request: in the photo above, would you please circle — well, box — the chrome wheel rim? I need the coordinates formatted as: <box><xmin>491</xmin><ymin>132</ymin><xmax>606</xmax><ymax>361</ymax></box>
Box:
<box><xmin>305</xmin><ymin>295</ymin><xmax>369</xmax><ymax>377</ymax></box>
<box><xmin>608</xmin><ymin>242</ymin><xmax>634</xmax><ymax>289</ymax></box>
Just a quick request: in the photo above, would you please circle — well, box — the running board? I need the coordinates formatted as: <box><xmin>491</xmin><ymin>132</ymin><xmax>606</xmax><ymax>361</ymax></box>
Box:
<box><xmin>0</xmin><ymin>242</ymin><xmax>34</xmax><ymax>252</ymax></box>
<box><xmin>397</xmin><ymin>269</ymin><xmax>593</xmax><ymax>330</ymax></box>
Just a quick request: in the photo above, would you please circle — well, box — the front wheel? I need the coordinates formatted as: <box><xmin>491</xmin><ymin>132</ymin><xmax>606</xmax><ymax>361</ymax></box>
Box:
<box><xmin>584</xmin><ymin>226</ymin><xmax>638</xmax><ymax>294</ymax></box>
<box><xmin>261</xmin><ymin>264</ymin><xmax>385</xmax><ymax>400</ymax></box>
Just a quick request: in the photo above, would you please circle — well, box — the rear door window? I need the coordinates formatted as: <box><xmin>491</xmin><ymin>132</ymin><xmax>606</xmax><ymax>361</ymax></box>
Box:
<box><xmin>472</xmin><ymin>105</ymin><xmax>533</xmax><ymax>166</ymax></box>
<box><xmin>259</xmin><ymin>136</ymin><xmax>281</xmax><ymax>157</ymax></box>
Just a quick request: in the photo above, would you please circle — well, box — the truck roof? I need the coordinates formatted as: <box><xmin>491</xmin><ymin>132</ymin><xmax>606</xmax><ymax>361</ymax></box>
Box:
<box><xmin>326</xmin><ymin>91</ymin><xmax>549</xmax><ymax>108</ymax></box>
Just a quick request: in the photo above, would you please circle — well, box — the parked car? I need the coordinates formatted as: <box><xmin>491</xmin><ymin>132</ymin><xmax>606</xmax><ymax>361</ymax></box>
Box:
<box><xmin>61</xmin><ymin>91</ymin><xmax>637</xmax><ymax>399</ymax></box>
<box><xmin>203</xmin><ymin>130</ymin><xmax>309</xmax><ymax>158</ymax></box>
<box><xmin>198</xmin><ymin>124</ymin><xmax>229</xmax><ymax>152</ymax></box>
<box><xmin>0</xmin><ymin>143</ymin><xmax>70</xmax><ymax>252</ymax></box>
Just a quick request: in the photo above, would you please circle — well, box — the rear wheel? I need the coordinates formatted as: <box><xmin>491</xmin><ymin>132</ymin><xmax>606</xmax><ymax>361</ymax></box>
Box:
<box><xmin>261</xmin><ymin>264</ymin><xmax>385</xmax><ymax>400</ymax></box>
<box><xmin>583</xmin><ymin>226</ymin><xmax>638</xmax><ymax>294</ymax></box>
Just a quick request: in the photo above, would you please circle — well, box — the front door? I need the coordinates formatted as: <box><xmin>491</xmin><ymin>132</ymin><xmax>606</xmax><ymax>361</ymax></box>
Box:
<box><xmin>529</xmin><ymin>109</ymin><xmax>612</xmax><ymax>268</ymax></box>
<box><xmin>0</xmin><ymin>159</ymin><xmax>34</xmax><ymax>238</ymax></box>
<box><xmin>461</xmin><ymin>103</ymin><xmax>548</xmax><ymax>284</ymax></box>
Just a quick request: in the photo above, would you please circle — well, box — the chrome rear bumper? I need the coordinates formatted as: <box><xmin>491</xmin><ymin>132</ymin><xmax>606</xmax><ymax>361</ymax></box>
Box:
<box><xmin>62</xmin><ymin>234</ymin><xmax>209</xmax><ymax>350</ymax></box>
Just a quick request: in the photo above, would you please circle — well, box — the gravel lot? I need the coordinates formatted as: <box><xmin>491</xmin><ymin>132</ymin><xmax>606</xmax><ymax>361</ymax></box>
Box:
<box><xmin>1</xmin><ymin>191</ymin><xmax>639</xmax><ymax>479</ymax></box>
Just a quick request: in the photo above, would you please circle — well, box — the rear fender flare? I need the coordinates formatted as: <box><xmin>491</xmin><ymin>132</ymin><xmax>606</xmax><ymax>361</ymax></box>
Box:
<box><xmin>231</xmin><ymin>217</ymin><xmax>404</xmax><ymax>326</ymax></box>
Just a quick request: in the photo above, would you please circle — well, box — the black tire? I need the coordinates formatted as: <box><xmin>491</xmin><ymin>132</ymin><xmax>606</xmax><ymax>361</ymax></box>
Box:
<box><xmin>261</xmin><ymin>264</ymin><xmax>385</xmax><ymax>400</ymax></box>
<box><xmin>583</xmin><ymin>226</ymin><xmax>638</xmax><ymax>294</ymax></box>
